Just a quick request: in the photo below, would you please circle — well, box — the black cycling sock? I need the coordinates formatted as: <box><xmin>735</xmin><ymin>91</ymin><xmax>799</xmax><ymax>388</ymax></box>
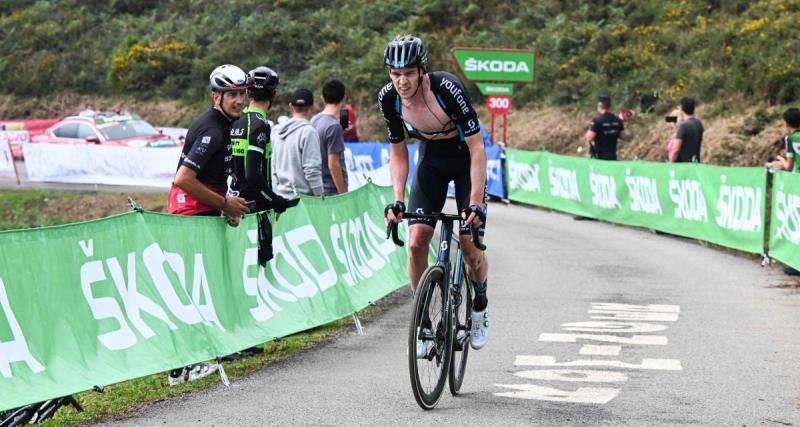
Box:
<box><xmin>472</xmin><ymin>281</ymin><xmax>487</xmax><ymax>312</ymax></box>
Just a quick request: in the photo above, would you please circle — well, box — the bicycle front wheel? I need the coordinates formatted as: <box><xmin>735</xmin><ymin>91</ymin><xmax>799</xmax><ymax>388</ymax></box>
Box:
<box><xmin>448</xmin><ymin>258</ymin><xmax>472</xmax><ymax>395</ymax></box>
<box><xmin>408</xmin><ymin>265</ymin><xmax>453</xmax><ymax>410</ymax></box>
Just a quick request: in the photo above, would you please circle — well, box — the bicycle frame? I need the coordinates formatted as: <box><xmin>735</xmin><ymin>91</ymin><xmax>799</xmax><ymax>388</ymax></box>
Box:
<box><xmin>432</xmin><ymin>221</ymin><xmax>467</xmax><ymax>304</ymax></box>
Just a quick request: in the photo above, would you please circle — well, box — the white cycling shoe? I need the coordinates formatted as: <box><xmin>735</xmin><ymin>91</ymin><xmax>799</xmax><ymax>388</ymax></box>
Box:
<box><xmin>408</xmin><ymin>328</ymin><xmax>432</xmax><ymax>359</ymax></box>
<box><xmin>416</xmin><ymin>338</ymin><xmax>428</xmax><ymax>358</ymax></box>
<box><xmin>470</xmin><ymin>307</ymin><xmax>490</xmax><ymax>350</ymax></box>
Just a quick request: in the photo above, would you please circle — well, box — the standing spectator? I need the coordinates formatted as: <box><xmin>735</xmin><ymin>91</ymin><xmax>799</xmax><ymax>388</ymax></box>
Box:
<box><xmin>342</xmin><ymin>103</ymin><xmax>360</xmax><ymax>142</ymax></box>
<box><xmin>585</xmin><ymin>94</ymin><xmax>627</xmax><ymax>160</ymax></box>
<box><xmin>312</xmin><ymin>80</ymin><xmax>349</xmax><ymax>195</ymax></box>
<box><xmin>271</xmin><ymin>89</ymin><xmax>324</xmax><ymax>198</ymax></box>
<box><xmin>230</xmin><ymin>66</ymin><xmax>296</xmax><ymax>213</ymax></box>
<box><xmin>169</xmin><ymin>64</ymin><xmax>250</xmax><ymax>221</ymax></box>
<box><xmin>166</xmin><ymin>64</ymin><xmax>250</xmax><ymax>385</ymax></box>
<box><xmin>767</xmin><ymin>107</ymin><xmax>800</xmax><ymax>173</ymax></box>
<box><xmin>668</xmin><ymin>96</ymin><xmax>704</xmax><ymax>163</ymax></box>
<box><xmin>767</xmin><ymin>107</ymin><xmax>800</xmax><ymax>276</ymax></box>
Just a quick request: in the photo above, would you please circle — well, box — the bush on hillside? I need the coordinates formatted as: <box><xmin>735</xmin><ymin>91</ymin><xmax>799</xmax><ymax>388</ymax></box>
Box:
<box><xmin>0</xmin><ymin>0</ymin><xmax>798</xmax><ymax>109</ymax></box>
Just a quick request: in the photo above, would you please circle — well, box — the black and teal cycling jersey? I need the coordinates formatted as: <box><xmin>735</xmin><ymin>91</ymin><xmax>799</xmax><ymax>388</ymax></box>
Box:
<box><xmin>377</xmin><ymin>71</ymin><xmax>481</xmax><ymax>143</ymax></box>
<box><xmin>377</xmin><ymin>71</ymin><xmax>485</xmax><ymax>233</ymax></box>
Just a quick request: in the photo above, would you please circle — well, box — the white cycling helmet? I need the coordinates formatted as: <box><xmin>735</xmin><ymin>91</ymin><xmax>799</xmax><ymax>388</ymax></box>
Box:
<box><xmin>209</xmin><ymin>64</ymin><xmax>250</xmax><ymax>92</ymax></box>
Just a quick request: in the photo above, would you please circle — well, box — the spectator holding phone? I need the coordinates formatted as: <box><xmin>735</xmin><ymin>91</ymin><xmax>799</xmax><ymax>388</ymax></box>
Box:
<box><xmin>668</xmin><ymin>96</ymin><xmax>704</xmax><ymax>163</ymax></box>
<box><xmin>341</xmin><ymin>104</ymin><xmax>360</xmax><ymax>142</ymax></box>
<box><xmin>585</xmin><ymin>94</ymin><xmax>627</xmax><ymax>160</ymax></box>
<box><xmin>312</xmin><ymin>80</ymin><xmax>349</xmax><ymax>195</ymax></box>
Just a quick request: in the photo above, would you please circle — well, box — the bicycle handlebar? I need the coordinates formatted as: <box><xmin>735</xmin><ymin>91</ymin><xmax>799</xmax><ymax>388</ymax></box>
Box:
<box><xmin>385</xmin><ymin>212</ymin><xmax>486</xmax><ymax>251</ymax></box>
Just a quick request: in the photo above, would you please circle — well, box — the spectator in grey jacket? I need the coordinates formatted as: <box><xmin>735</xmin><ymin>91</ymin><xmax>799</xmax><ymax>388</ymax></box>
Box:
<box><xmin>271</xmin><ymin>89</ymin><xmax>324</xmax><ymax>198</ymax></box>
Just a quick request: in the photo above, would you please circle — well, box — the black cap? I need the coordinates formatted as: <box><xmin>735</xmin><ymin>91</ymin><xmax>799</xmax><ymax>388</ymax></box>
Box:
<box><xmin>290</xmin><ymin>89</ymin><xmax>313</xmax><ymax>107</ymax></box>
<box><xmin>597</xmin><ymin>94</ymin><xmax>611</xmax><ymax>107</ymax></box>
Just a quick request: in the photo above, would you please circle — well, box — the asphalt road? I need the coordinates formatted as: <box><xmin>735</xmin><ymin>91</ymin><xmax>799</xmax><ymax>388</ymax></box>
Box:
<box><xmin>108</xmin><ymin>201</ymin><xmax>800</xmax><ymax>426</ymax></box>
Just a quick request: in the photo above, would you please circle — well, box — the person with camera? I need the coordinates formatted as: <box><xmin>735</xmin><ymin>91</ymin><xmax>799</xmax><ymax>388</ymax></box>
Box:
<box><xmin>668</xmin><ymin>96</ymin><xmax>704</xmax><ymax>163</ymax></box>
<box><xmin>585</xmin><ymin>94</ymin><xmax>627</xmax><ymax>160</ymax></box>
<box><xmin>311</xmin><ymin>80</ymin><xmax>349</xmax><ymax>195</ymax></box>
<box><xmin>342</xmin><ymin>103</ymin><xmax>360</xmax><ymax>142</ymax></box>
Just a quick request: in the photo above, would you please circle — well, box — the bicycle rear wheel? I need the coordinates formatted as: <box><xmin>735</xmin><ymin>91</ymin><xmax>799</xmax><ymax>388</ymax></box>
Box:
<box><xmin>448</xmin><ymin>258</ymin><xmax>472</xmax><ymax>395</ymax></box>
<box><xmin>408</xmin><ymin>265</ymin><xmax>453</xmax><ymax>410</ymax></box>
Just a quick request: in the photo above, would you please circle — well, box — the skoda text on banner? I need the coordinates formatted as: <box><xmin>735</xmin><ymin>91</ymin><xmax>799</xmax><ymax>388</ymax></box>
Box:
<box><xmin>769</xmin><ymin>171</ymin><xmax>800</xmax><ymax>270</ymax></box>
<box><xmin>0</xmin><ymin>183</ymin><xmax>408</xmax><ymax>411</ymax></box>
<box><xmin>505</xmin><ymin>149</ymin><xmax>767</xmax><ymax>254</ymax></box>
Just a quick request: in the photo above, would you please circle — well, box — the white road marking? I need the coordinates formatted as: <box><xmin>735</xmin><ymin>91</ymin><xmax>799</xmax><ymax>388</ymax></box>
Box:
<box><xmin>494</xmin><ymin>384</ymin><xmax>620</xmax><ymax>404</ymax></box>
<box><xmin>514</xmin><ymin>369</ymin><xmax>628</xmax><ymax>383</ymax></box>
<box><xmin>561</xmin><ymin>321</ymin><xmax>668</xmax><ymax>333</ymax></box>
<box><xmin>515</xmin><ymin>355</ymin><xmax>682</xmax><ymax>371</ymax></box>
<box><xmin>590</xmin><ymin>303</ymin><xmax>680</xmax><ymax>313</ymax></box>
<box><xmin>579</xmin><ymin>344</ymin><xmax>621</xmax><ymax>356</ymax></box>
<box><xmin>499</xmin><ymin>303</ymin><xmax>683</xmax><ymax>405</ymax></box>
<box><xmin>538</xmin><ymin>332</ymin><xmax>668</xmax><ymax>345</ymax></box>
<box><xmin>589</xmin><ymin>311</ymin><xmax>679</xmax><ymax>322</ymax></box>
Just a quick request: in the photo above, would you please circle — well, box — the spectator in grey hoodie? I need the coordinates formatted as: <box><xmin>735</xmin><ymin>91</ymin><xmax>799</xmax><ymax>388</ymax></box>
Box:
<box><xmin>271</xmin><ymin>89</ymin><xmax>324</xmax><ymax>198</ymax></box>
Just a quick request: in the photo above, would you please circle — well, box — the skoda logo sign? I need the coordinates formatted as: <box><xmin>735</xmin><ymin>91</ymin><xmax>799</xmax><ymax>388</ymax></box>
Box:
<box><xmin>464</xmin><ymin>58</ymin><xmax>530</xmax><ymax>73</ymax></box>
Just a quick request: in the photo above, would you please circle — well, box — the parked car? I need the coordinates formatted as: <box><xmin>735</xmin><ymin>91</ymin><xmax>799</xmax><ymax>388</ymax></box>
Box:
<box><xmin>155</xmin><ymin>126</ymin><xmax>188</xmax><ymax>145</ymax></box>
<box><xmin>32</xmin><ymin>113</ymin><xmax>177</xmax><ymax>148</ymax></box>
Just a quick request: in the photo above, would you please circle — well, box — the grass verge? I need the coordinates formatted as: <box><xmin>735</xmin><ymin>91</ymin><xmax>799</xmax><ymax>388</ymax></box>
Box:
<box><xmin>0</xmin><ymin>190</ymin><xmax>167</xmax><ymax>231</ymax></box>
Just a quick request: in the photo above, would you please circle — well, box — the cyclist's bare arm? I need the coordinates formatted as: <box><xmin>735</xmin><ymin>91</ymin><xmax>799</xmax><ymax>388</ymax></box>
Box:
<box><xmin>388</xmin><ymin>140</ymin><xmax>409</xmax><ymax>222</ymax></box>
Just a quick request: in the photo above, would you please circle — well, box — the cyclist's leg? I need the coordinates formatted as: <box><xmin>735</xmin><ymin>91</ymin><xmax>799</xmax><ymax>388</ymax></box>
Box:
<box><xmin>453</xmin><ymin>158</ymin><xmax>491</xmax><ymax>349</ymax></box>
<box><xmin>408</xmin><ymin>225</ymin><xmax>434</xmax><ymax>294</ymax></box>
<box><xmin>453</xmin><ymin>161</ymin><xmax>488</xmax><ymax>288</ymax></box>
<box><xmin>407</xmin><ymin>146</ymin><xmax>450</xmax><ymax>293</ymax></box>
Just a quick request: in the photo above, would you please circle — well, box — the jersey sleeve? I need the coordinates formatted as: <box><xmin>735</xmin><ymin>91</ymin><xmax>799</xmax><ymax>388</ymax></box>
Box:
<box><xmin>326</xmin><ymin>122</ymin><xmax>346</xmax><ymax>155</ymax></box>
<box><xmin>590</xmin><ymin>116</ymin><xmax>602</xmax><ymax>134</ymax></box>
<box><xmin>377</xmin><ymin>82</ymin><xmax>407</xmax><ymax>143</ymax></box>
<box><xmin>431</xmin><ymin>72</ymin><xmax>480</xmax><ymax>138</ymax></box>
<box><xmin>183</xmin><ymin>128</ymin><xmax>224</xmax><ymax>172</ymax></box>
<box><xmin>786</xmin><ymin>135</ymin><xmax>796</xmax><ymax>158</ymax></box>
<box><xmin>675</xmin><ymin>122</ymin><xmax>688</xmax><ymax>141</ymax></box>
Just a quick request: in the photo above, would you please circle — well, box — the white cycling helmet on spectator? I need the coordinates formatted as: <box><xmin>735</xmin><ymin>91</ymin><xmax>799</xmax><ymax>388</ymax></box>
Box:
<box><xmin>209</xmin><ymin>64</ymin><xmax>250</xmax><ymax>92</ymax></box>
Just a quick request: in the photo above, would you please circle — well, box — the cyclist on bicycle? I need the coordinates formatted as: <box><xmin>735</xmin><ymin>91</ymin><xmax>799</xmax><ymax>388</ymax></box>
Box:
<box><xmin>380</xmin><ymin>35</ymin><xmax>490</xmax><ymax>351</ymax></box>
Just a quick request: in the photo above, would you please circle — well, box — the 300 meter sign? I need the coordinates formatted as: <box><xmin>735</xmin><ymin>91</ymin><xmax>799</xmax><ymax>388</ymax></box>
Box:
<box><xmin>486</xmin><ymin>95</ymin><xmax>512</xmax><ymax>116</ymax></box>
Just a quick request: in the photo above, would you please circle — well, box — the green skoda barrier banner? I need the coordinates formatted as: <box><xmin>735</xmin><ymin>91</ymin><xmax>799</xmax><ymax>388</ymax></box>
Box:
<box><xmin>506</xmin><ymin>149</ymin><xmax>767</xmax><ymax>254</ymax></box>
<box><xmin>768</xmin><ymin>171</ymin><xmax>800</xmax><ymax>270</ymax></box>
<box><xmin>0</xmin><ymin>183</ymin><xmax>408</xmax><ymax>411</ymax></box>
